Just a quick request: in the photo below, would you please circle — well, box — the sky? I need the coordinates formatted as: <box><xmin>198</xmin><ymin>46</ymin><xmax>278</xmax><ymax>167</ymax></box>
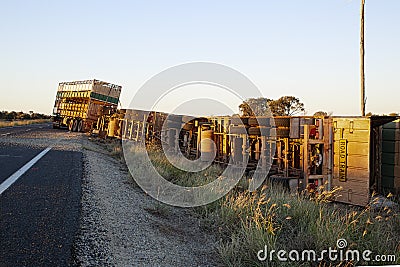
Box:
<box><xmin>0</xmin><ymin>0</ymin><xmax>399</xmax><ymax>116</ymax></box>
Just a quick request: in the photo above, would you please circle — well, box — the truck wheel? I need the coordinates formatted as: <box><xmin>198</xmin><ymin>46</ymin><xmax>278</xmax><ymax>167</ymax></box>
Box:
<box><xmin>68</xmin><ymin>120</ymin><xmax>74</xmax><ymax>131</ymax></box>
<box><xmin>72</xmin><ymin>119</ymin><xmax>78</xmax><ymax>132</ymax></box>
<box><xmin>77</xmin><ymin>120</ymin><xmax>83</xmax><ymax>132</ymax></box>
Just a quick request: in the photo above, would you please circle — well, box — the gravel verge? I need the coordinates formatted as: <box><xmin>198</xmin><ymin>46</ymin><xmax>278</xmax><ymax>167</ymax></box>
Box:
<box><xmin>73</xmin><ymin>138</ymin><xmax>220</xmax><ymax>267</ymax></box>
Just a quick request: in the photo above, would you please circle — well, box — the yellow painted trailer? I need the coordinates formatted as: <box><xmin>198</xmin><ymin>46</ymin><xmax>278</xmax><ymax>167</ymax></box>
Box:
<box><xmin>52</xmin><ymin>79</ymin><xmax>121</xmax><ymax>132</ymax></box>
<box><xmin>330</xmin><ymin>116</ymin><xmax>398</xmax><ymax>205</ymax></box>
<box><xmin>330</xmin><ymin>117</ymin><xmax>372</xmax><ymax>205</ymax></box>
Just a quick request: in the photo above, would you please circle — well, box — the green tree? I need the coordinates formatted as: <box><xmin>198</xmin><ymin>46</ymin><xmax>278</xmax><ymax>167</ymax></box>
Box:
<box><xmin>239</xmin><ymin>101</ymin><xmax>253</xmax><ymax>116</ymax></box>
<box><xmin>21</xmin><ymin>113</ymin><xmax>31</xmax><ymax>120</ymax></box>
<box><xmin>240</xmin><ymin>96</ymin><xmax>305</xmax><ymax>116</ymax></box>
<box><xmin>239</xmin><ymin>97</ymin><xmax>273</xmax><ymax>116</ymax></box>
<box><xmin>5</xmin><ymin>111</ymin><xmax>16</xmax><ymax>121</ymax></box>
<box><xmin>267</xmin><ymin>96</ymin><xmax>305</xmax><ymax>116</ymax></box>
<box><xmin>16</xmin><ymin>111</ymin><xmax>24</xmax><ymax>120</ymax></box>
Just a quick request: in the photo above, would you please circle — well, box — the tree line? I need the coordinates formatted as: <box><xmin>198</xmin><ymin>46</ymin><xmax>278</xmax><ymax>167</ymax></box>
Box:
<box><xmin>239</xmin><ymin>96</ymin><xmax>306</xmax><ymax>116</ymax></box>
<box><xmin>0</xmin><ymin>111</ymin><xmax>51</xmax><ymax>121</ymax></box>
<box><xmin>239</xmin><ymin>96</ymin><xmax>398</xmax><ymax>117</ymax></box>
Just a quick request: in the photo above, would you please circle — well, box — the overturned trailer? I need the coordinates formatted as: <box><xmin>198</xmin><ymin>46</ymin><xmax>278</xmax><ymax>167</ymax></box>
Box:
<box><xmin>99</xmin><ymin>109</ymin><xmax>400</xmax><ymax>206</ymax></box>
<box><xmin>203</xmin><ymin>115</ymin><xmax>399</xmax><ymax>205</ymax></box>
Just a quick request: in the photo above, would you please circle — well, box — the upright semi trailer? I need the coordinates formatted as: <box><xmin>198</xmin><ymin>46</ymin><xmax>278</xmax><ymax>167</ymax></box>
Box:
<box><xmin>52</xmin><ymin>79</ymin><xmax>122</xmax><ymax>132</ymax></box>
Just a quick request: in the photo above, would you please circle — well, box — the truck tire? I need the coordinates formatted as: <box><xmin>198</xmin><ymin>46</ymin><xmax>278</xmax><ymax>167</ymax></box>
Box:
<box><xmin>77</xmin><ymin>120</ymin><xmax>83</xmax><ymax>132</ymax></box>
<box><xmin>68</xmin><ymin>120</ymin><xmax>74</xmax><ymax>131</ymax></box>
<box><xmin>72</xmin><ymin>119</ymin><xmax>79</xmax><ymax>132</ymax></box>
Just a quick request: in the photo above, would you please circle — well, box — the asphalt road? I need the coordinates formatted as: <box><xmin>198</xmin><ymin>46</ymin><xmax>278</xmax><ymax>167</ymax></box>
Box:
<box><xmin>0</xmin><ymin>123</ymin><xmax>51</xmax><ymax>137</ymax></box>
<box><xmin>0</xmin><ymin>123</ymin><xmax>82</xmax><ymax>266</ymax></box>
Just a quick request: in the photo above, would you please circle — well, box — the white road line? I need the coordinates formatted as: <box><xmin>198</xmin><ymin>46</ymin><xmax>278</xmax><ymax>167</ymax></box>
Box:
<box><xmin>0</xmin><ymin>147</ymin><xmax>52</xmax><ymax>195</ymax></box>
<box><xmin>0</xmin><ymin>155</ymin><xmax>22</xmax><ymax>158</ymax></box>
<box><xmin>0</xmin><ymin>125</ymin><xmax>26</xmax><ymax>130</ymax></box>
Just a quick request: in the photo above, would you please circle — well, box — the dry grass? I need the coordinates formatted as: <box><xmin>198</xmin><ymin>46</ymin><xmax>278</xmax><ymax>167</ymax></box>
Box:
<box><xmin>213</xmin><ymin>185</ymin><xmax>400</xmax><ymax>266</ymax></box>
<box><xmin>100</xmin><ymin>141</ymin><xmax>400</xmax><ymax>266</ymax></box>
<box><xmin>0</xmin><ymin>119</ymin><xmax>50</xmax><ymax>128</ymax></box>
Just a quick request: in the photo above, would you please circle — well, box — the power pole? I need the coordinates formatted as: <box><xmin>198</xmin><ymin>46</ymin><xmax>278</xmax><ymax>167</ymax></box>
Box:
<box><xmin>360</xmin><ymin>0</ymin><xmax>366</xmax><ymax>116</ymax></box>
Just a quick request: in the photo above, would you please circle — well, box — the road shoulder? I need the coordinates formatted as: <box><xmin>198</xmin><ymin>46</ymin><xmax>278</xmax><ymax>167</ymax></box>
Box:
<box><xmin>73</xmin><ymin>139</ymin><xmax>219</xmax><ymax>267</ymax></box>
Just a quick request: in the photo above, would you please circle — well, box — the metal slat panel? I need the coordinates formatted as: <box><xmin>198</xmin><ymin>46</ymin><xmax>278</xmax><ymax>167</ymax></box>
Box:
<box><xmin>332</xmin><ymin>118</ymin><xmax>370</xmax><ymax>206</ymax></box>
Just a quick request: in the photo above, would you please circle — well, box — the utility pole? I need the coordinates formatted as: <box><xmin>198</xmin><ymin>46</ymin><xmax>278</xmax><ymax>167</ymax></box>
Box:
<box><xmin>360</xmin><ymin>0</ymin><xmax>366</xmax><ymax>116</ymax></box>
